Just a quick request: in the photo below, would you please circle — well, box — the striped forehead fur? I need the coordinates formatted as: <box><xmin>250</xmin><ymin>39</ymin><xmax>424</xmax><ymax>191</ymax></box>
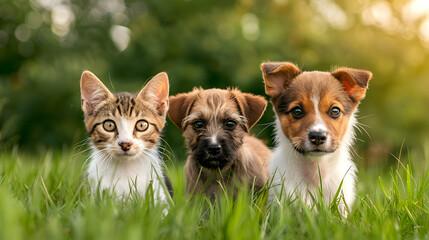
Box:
<box><xmin>84</xmin><ymin>93</ymin><xmax>164</xmax><ymax>141</ymax></box>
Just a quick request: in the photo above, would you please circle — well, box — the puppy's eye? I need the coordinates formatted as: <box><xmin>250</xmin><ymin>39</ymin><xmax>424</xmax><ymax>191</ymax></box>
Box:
<box><xmin>224</xmin><ymin>120</ymin><xmax>237</xmax><ymax>130</ymax></box>
<box><xmin>135</xmin><ymin>120</ymin><xmax>149</xmax><ymax>131</ymax></box>
<box><xmin>290</xmin><ymin>106</ymin><xmax>304</xmax><ymax>119</ymax></box>
<box><xmin>329</xmin><ymin>107</ymin><xmax>341</xmax><ymax>119</ymax></box>
<box><xmin>103</xmin><ymin>120</ymin><xmax>116</xmax><ymax>132</ymax></box>
<box><xmin>192</xmin><ymin>120</ymin><xmax>204</xmax><ymax>130</ymax></box>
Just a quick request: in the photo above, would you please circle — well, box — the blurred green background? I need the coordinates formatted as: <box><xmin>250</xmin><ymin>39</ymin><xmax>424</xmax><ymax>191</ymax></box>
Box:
<box><xmin>1</xmin><ymin>0</ymin><xmax>429</xmax><ymax>169</ymax></box>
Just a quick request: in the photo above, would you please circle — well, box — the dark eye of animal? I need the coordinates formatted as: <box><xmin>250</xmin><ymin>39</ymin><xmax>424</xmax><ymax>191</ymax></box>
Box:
<box><xmin>192</xmin><ymin>120</ymin><xmax>204</xmax><ymax>130</ymax></box>
<box><xmin>224</xmin><ymin>120</ymin><xmax>237</xmax><ymax>130</ymax></box>
<box><xmin>103</xmin><ymin>120</ymin><xmax>116</xmax><ymax>132</ymax></box>
<box><xmin>135</xmin><ymin>120</ymin><xmax>149</xmax><ymax>131</ymax></box>
<box><xmin>329</xmin><ymin>107</ymin><xmax>341</xmax><ymax>119</ymax></box>
<box><xmin>290</xmin><ymin>106</ymin><xmax>304</xmax><ymax>119</ymax></box>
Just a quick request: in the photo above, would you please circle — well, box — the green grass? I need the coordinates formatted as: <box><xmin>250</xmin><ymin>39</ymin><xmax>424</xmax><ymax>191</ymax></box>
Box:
<box><xmin>0</xmin><ymin>147</ymin><xmax>428</xmax><ymax>240</ymax></box>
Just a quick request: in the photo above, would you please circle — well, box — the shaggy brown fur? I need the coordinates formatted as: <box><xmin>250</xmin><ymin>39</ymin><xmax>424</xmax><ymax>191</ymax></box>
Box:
<box><xmin>168</xmin><ymin>88</ymin><xmax>271</xmax><ymax>198</ymax></box>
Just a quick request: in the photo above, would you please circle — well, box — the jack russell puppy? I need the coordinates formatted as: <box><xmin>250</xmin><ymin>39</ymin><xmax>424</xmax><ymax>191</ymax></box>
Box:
<box><xmin>168</xmin><ymin>88</ymin><xmax>271</xmax><ymax>198</ymax></box>
<box><xmin>261</xmin><ymin>62</ymin><xmax>372</xmax><ymax>215</ymax></box>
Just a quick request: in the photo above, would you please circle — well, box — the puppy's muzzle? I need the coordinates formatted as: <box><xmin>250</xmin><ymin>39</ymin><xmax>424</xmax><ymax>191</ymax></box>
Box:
<box><xmin>193</xmin><ymin>136</ymin><xmax>232</xmax><ymax>169</ymax></box>
<box><xmin>207</xmin><ymin>143</ymin><xmax>222</xmax><ymax>155</ymax></box>
<box><xmin>308</xmin><ymin>131</ymin><xmax>327</xmax><ymax>146</ymax></box>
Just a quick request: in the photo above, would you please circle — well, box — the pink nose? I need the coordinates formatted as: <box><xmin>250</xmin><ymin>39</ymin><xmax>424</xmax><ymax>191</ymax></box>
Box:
<box><xmin>119</xmin><ymin>142</ymin><xmax>132</xmax><ymax>151</ymax></box>
<box><xmin>308</xmin><ymin>131</ymin><xmax>327</xmax><ymax>146</ymax></box>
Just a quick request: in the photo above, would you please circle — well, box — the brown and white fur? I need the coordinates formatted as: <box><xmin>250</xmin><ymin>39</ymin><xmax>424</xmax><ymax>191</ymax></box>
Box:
<box><xmin>261</xmin><ymin>62</ymin><xmax>372</xmax><ymax>214</ymax></box>
<box><xmin>80</xmin><ymin>71</ymin><xmax>171</xmax><ymax>202</ymax></box>
<box><xmin>168</xmin><ymin>88</ymin><xmax>271</xmax><ymax>198</ymax></box>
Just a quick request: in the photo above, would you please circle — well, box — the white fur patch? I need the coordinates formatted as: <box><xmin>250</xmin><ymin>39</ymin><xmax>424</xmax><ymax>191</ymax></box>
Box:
<box><xmin>269</xmin><ymin>114</ymin><xmax>358</xmax><ymax>216</ymax></box>
<box><xmin>310</xmin><ymin>96</ymin><xmax>328</xmax><ymax>132</ymax></box>
<box><xmin>307</xmin><ymin>96</ymin><xmax>331</xmax><ymax>149</ymax></box>
<box><xmin>86</xmin><ymin>143</ymin><xmax>168</xmax><ymax>204</ymax></box>
<box><xmin>210</xmin><ymin>134</ymin><xmax>218</xmax><ymax>144</ymax></box>
<box><xmin>117</xmin><ymin>117</ymin><xmax>134</xmax><ymax>142</ymax></box>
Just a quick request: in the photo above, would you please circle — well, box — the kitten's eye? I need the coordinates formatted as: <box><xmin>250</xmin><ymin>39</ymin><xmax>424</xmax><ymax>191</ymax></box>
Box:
<box><xmin>224</xmin><ymin>120</ymin><xmax>237</xmax><ymax>130</ymax></box>
<box><xmin>290</xmin><ymin>106</ymin><xmax>304</xmax><ymax>119</ymax></box>
<box><xmin>192</xmin><ymin>120</ymin><xmax>204</xmax><ymax>130</ymax></box>
<box><xmin>329</xmin><ymin>107</ymin><xmax>341</xmax><ymax>119</ymax></box>
<box><xmin>135</xmin><ymin>120</ymin><xmax>149</xmax><ymax>131</ymax></box>
<box><xmin>103</xmin><ymin>120</ymin><xmax>116</xmax><ymax>132</ymax></box>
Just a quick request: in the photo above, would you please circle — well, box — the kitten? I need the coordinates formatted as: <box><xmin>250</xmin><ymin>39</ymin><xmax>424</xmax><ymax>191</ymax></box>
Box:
<box><xmin>80</xmin><ymin>70</ymin><xmax>172</xmax><ymax>202</ymax></box>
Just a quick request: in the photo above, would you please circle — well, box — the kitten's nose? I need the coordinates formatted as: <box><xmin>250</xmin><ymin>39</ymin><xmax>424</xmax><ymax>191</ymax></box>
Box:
<box><xmin>119</xmin><ymin>142</ymin><xmax>133</xmax><ymax>152</ymax></box>
<box><xmin>308</xmin><ymin>131</ymin><xmax>327</xmax><ymax>146</ymax></box>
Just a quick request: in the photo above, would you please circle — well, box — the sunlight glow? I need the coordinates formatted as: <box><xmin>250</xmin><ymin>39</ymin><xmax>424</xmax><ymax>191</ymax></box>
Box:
<box><xmin>241</xmin><ymin>13</ymin><xmax>260</xmax><ymax>41</ymax></box>
<box><xmin>15</xmin><ymin>24</ymin><xmax>32</xmax><ymax>42</ymax></box>
<box><xmin>402</xmin><ymin>0</ymin><xmax>429</xmax><ymax>23</ymax></box>
<box><xmin>402</xmin><ymin>0</ymin><xmax>429</xmax><ymax>42</ymax></box>
<box><xmin>26</xmin><ymin>11</ymin><xmax>44</xmax><ymax>30</ymax></box>
<box><xmin>420</xmin><ymin>19</ymin><xmax>429</xmax><ymax>42</ymax></box>
<box><xmin>361</xmin><ymin>1</ymin><xmax>398</xmax><ymax>32</ymax></box>
<box><xmin>312</xmin><ymin>0</ymin><xmax>348</xmax><ymax>29</ymax></box>
<box><xmin>51</xmin><ymin>5</ymin><xmax>75</xmax><ymax>37</ymax></box>
<box><xmin>90</xmin><ymin>0</ymin><xmax>127</xmax><ymax>23</ymax></box>
<box><xmin>110</xmin><ymin>25</ymin><xmax>131</xmax><ymax>52</ymax></box>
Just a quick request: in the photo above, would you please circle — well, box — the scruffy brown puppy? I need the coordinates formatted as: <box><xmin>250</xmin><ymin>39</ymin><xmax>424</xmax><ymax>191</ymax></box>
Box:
<box><xmin>168</xmin><ymin>88</ymin><xmax>271</xmax><ymax>198</ymax></box>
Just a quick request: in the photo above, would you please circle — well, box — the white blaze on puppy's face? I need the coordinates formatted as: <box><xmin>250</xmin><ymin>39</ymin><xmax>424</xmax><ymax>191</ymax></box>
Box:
<box><xmin>210</xmin><ymin>134</ymin><xmax>218</xmax><ymax>144</ymax></box>
<box><xmin>305</xmin><ymin>96</ymin><xmax>332</xmax><ymax>150</ymax></box>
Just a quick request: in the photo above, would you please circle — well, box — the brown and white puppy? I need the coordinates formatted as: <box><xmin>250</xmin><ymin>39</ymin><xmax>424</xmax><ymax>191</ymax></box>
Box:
<box><xmin>261</xmin><ymin>62</ymin><xmax>372</xmax><ymax>215</ymax></box>
<box><xmin>168</xmin><ymin>88</ymin><xmax>271</xmax><ymax>198</ymax></box>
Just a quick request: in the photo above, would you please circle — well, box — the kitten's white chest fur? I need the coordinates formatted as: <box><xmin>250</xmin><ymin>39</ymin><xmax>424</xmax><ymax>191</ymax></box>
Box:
<box><xmin>269</xmin><ymin>116</ymin><xmax>357</xmax><ymax>212</ymax></box>
<box><xmin>79</xmin><ymin>70</ymin><xmax>171</xmax><ymax>205</ymax></box>
<box><xmin>87</xmin><ymin>146</ymin><xmax>168</xmax><ymax>203</ymax></box>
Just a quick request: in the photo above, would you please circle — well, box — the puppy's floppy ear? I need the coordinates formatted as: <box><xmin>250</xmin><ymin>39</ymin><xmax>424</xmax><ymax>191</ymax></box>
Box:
<box><xmin>137</xmin><ymin>72</ymin><xmax>169</xmax><ymax>116</ymax></box>
<box><xmin>260</xmin><ymin>62</ymin><xmax>301</xmax><ymax>98</ymax></box>
<box><xmin>80</xmin><ymin>71</ymin><xmax>114</xmax><ymax>116</ymax></box>
<box><xmin>168</xmin><ymin>92</ymin><xmax>197</xmax><ymax>131</ymax></box>
<box><xmin>331</xmin><ymin>67</ymin><xmax>372</xmax><ymax>103</ymax></box>
<box><xmin>232</xmin><ymin>91</ymin><xmax>267</xmax><ymax>131</ymax></box>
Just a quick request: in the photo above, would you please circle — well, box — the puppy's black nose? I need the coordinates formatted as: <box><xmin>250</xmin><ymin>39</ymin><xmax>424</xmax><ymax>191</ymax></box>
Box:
<box><xmin>308</xmin><ymin>131</ymin><xmax>327</xmax><ymax>146</ymax></box>
<box><xmin>207</xmin><ymin>143</ymin><xmax>221</xmax><ymax>155</ymax></box>
<box><xmin>119</xmin><ymin>142</ymin><xmax>132</xmax><ymax>152</ymax></box>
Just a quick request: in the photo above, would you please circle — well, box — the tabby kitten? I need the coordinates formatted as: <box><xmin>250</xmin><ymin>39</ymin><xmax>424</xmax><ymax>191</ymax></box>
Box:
<box><xmin>80</xmin><ymin>70</ymin><xmax>171</xmax><ymax>202</ymax></box>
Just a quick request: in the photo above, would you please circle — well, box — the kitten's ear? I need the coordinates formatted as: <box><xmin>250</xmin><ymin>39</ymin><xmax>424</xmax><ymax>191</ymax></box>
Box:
<box><xmin>138</xmin><ymin>72</ymin><xmax>169</xmax><ymax>116</ymax></box>
<box><xmin>260</xmin><ymin>62</ymin><xmax>301</xmax><ymax>98</ymax></box>
<box><xmin>168</xmin><ymin>92</ymin><xmax>197</xmax><ymax>131</ymax></box>
<box><xmin>331</xmin><ymin>67</ymin><xmax>372</xmax><ymax>103</ymax></box>
<box><xmin>232</xmin><ymin>90</ymin><xmax>267</xmax><ymax>131</ymax></box>
<box><xmin>80</xmin><ymin>71</ymin><xmax>114</xmax><ymax>116</ymax></box>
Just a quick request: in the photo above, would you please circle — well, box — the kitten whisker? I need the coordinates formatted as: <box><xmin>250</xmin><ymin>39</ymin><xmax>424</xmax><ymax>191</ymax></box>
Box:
<box><xmin>73</xmin><ymin>139</ymin><xmax>91</xmax><ymax>155</ymax></box>
<box><xmin>74</xmin><ymin>146</ymin><xmax>92</xmax><ymax>157</ymax></box>
<box><xmin>73</xmin><ymin>138</ymin><xmax>90</xmax><ymax>149</ymax></box>
<box><xmin>158</xmin><ymin>137</ymin><xmax>176</xmax><ymax>165</ymax></box>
